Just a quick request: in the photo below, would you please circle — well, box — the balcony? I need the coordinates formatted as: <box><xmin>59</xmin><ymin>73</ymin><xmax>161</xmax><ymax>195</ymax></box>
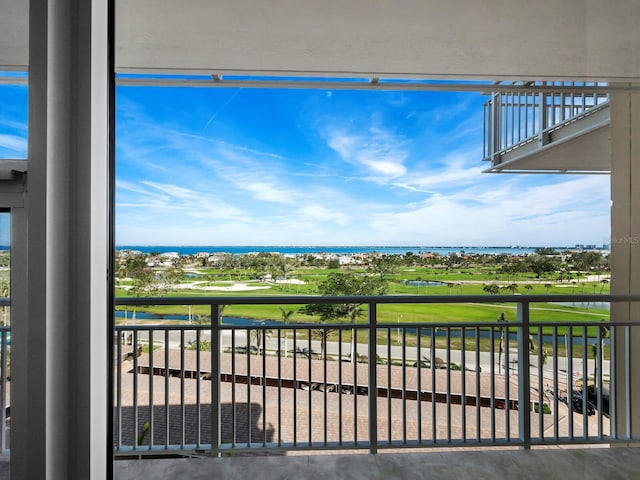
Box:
<box><xmin>482</xmin><ymin>82</ymin><xmax>610</xmax><ymax>173</ymax></box>
<box><xmin>0</xmin><ymin>294</ymin><xmax>638</xmax><ymax>477</ymax></box>
<box><xmin>111</xmin><ymin>294</ymin><xmax>639</xmax><ymax>469</ymax></box>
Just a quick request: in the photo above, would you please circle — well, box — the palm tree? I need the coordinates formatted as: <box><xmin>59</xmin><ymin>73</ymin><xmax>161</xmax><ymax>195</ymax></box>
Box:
<box><xmin>591</xmin><ymin>322</ymin><xmax>610</xmax><ymax>384</ymax></box>
<box><xmin>279</xmin><ymin>307</ymin><xmax>294</xmax><ymax>323</ymax></box>
<box><xmin>250</xmin><ymin>324</ymin><xmax>273</xmax><ymax>353</ymax></box>
<box><xmin>497</xmin><ymin>312</ymin><xmax>508</xmax><ymax>374</ymax></box>
<box><xmin>599</xmin><ymin>279</ymin><xmax>609</xmax><ymax>294</ymax></box>
<box><xmin>483</xmin><ymin>283</ymin><xmax>500</xmax><ymax>295</ymax></box>
<box><xmin>310</xmin><ymin>327</ymin><xmax>335</xmax><ymax>359</ymax></box>
<box><xmin>279</xmin><ymin>307</ymin><xmax>295</xmax><ymax>356</ymax></box>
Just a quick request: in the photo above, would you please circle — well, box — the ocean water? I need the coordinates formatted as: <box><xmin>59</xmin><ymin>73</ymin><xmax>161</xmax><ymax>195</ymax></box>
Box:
<box><xmin>117</xmin><ymin>245</ymin><xmax>544</xmax><ymax>256</ymax></box>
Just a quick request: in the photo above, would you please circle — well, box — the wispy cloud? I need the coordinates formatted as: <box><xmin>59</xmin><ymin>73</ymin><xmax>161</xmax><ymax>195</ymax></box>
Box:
<box><xmin>240</xmin><ymin>181</ymin><xmax>293</xmax><ymax>204</ymax></box>
<box><xmin>367</xmin><ymin>175</ymin><xmax>609</xmax><ymax>246</ymax></box>
<box><xmin>297</xmin><ymin>204</ymin><xmax>350</xmax><ymax>226</ymax></box>
<box><xmin>0</xmin><ymin>118</ymin><xmax>27</xmax><ymax>133</ymax></box>
<box><xmin>0</xmin><ymin>134</ymin><xmax>27</xmax><ymax>153</ymax></box>
<box><xmin>325</xmin><ymin>126</ymin><xmax>408</xmax><ymax>179</ymax></box>
<box><xmin>117</xmin><ymin>179</ymin><xmax>246</xmax><ymax>220</ymax></box>
<box><xmin>113</xmin><ymin>87</ymin><xmax>611</xmax><ymax>246</ymax></box>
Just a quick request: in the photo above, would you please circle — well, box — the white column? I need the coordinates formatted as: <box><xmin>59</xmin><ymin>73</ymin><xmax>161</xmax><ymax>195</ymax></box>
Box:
<box><xmin>18</xmin><ymin>1</ymin><xmax>109</xmax><ymax>478</ymax></box>
<box><xmin>609</xmin><ymin>86</ymin><xmax>640</xmax><ymax>443</ymax></box>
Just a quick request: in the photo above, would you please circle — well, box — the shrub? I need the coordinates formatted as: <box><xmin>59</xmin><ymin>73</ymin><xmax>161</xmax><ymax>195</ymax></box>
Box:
<box><xmin>187</xmin><ymin>339</ymin><xmax>212</xmax><ymax>352</ymax></box>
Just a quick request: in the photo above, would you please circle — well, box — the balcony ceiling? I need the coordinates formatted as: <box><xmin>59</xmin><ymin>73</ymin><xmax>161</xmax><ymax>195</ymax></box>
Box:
<box><xmin>486</xmin><ymin>123</ymin><xmax>610</xmax><ymax>173</ymax></box>
<box><xmin>2</xmin><ymin>1</ymin><xmax>640</xmax><ymax>81</ymax></box>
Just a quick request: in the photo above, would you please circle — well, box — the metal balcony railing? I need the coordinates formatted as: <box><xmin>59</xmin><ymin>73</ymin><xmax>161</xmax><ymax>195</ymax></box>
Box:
<box><xmin>0</xmin><ymin>298</ymin><xmax>9</xmax><ymax>455</ymax></box>
<box><xmin>482</xmin><ymin>81</ymin><xmax>609</xmax><ymax>165</ymax></box>
<box><xmin>113</xmin><ymin>294</ymin><xmax>640</xmax><ymax>457</ymax></box>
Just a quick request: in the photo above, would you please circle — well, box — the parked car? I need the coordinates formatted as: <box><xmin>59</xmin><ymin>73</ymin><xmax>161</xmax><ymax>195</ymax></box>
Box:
<box><xmin>571</xmin><ymin>393</ymin><xmax>596</xmax><ymax>416</ymax></box>
<box><xmin>587</xmin><ymin>384</ymin><xmax>610</xmax><ymax>416</ymax></box>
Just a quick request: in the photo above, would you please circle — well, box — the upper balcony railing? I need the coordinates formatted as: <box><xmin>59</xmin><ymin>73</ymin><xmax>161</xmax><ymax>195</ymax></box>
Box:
<box><xmin>482</xmin><ymin>81</ymin><xmax>609</xmax><ymax>166</ymax></box>
<box><xmin>113</xmin><ymin>294</ymin><xmax>639</xmax><ymax>457</ymax></box>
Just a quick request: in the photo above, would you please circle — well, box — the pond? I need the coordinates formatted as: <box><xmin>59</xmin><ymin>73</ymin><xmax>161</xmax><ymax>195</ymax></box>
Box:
<box><xmin>401</xmin><ymin>280</ymin><xmax>447</xmax><ymax>287</ymax></box>
<box><xmin>553</xmin><ymin>301</ymin><xmax>610</xmax><ymax>311</ymax></box>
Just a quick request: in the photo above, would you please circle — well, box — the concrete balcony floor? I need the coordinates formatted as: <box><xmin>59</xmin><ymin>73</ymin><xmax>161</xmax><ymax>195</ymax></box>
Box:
<box><xmin>114</xmin><ymin>446</ymin><xmax>640</xmax><ymax>480</ymax></box>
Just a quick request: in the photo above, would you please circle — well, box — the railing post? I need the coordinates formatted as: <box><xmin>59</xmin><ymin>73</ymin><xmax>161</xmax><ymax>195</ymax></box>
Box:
<box><xmin>491</xmin><ymin>92</ymin><xmax>501</xmax><ymax>160</ymax></box>
<box><xmin>538</xmin><ymin>88</ymin><xmax>549</xmax><ymax>146</ymax></box>
<box><xmin>610</xmin><ymin>321</ymin><xmax>618</xmax><ymax>440</ymax></box>
<box><xmin>210</xmin><ymin>302</ymin><xmax>221</xmax><ymax>456</ymax></box>
<box><xmin>517</xmin><ymin>301</ymin><xmax>531</xmax><ymax>449</ymax></box>
<box><xmin>368</xmin><ymin>302</ymin><xmax>378</xmax><ymax>454</ymax></box>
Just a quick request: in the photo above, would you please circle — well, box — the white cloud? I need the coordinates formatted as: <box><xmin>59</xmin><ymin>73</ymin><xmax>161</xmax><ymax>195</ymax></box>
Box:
<box><xmin>366</xmin><ymin>175</ymin><xmax>609</xmax><ymax>246</ymax></box>
<box><xmin>117</xmin><ymin>179</ymin><xmax>246</xmax><ymax>221</ymax></box>
<box><xmin>326</xmin><ymin>127</ymin><xmax>408</xmax><ymax>179</ymax></box>
<box><xmin>297</xmin><ymin>204</ymin><xmax>349</xmax><ymax>226</ymax></box>
<box><xmin>242</xmin><ymin>182</ymin><xmax>293</xmax><ymax>204</ymax></box>
<box><xmin>0</xmin><ymin>134</ymin><xmax>27</xmax><ymax>152</ymax></box>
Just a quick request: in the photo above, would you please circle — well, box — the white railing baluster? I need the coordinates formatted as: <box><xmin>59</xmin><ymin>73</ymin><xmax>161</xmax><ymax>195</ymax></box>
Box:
<box><xmin>517</xmin><ymin>301</ymin><xmax>531</xmax><ymax>449</ymax></box>
<box><xmin>210</xmin><ymin>303</ymin><xmax>221</xmax><ymax>456</ymax></box>
<box><xmin>368</xmin><ymin>302</ymin><xmax>378</xmax><ymax>454</ymax></box>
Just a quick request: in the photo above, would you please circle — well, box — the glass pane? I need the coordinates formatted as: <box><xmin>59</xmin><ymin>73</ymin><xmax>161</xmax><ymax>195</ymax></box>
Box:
<box><xmin>0</xmin><ymin>72</ymin><xmax>28</xmax><ymax>160</ymax></box>
<box><xmin>0</xmin><ymin>211</ymin><xmax>9</xmax><ymax>457</ymax></box>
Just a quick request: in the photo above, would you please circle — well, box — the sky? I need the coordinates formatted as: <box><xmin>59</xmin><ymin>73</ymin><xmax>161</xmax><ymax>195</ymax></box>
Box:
<box><xmin>115</xmin><ymin>82</ymin><xmax>610</xmax><ymax>247</ymax></box>
<box><xmin>0</xmin><ymin>78</ymin><xmax>611</xmax><ymax>247</ymax></box>
<box><xmin>0</xmin><ymin>83</ymin><xmax>27</xmax><ymax>246</ymax></box>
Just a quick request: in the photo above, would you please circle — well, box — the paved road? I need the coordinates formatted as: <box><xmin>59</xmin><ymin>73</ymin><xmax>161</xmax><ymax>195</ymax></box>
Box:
<box><xmin>121</xmin><ymin>328</ymin><xmax>610</xmax><ymax>389</ymax></box>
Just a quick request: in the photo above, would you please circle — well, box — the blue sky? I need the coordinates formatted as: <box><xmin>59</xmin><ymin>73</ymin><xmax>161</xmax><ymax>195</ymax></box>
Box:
<box><xmin>115</xmin><ymin>84</ymin><xmax>610</xmax><ymax>247</ymax></box>
<box><xmin>0</xmin><ymin>83</ymin><xmax>27</xmax><ymax>246</ymax></box>
<box><xmin>0</xmin><ymin>80</ymin><xmax>611</xmax><ymax>247</ymax></box>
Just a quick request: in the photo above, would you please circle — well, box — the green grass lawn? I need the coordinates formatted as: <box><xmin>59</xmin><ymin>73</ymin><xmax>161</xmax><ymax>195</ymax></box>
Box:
<box><xmin>115</xmin><ymin>264</ymin><xmax>610</xmax><ymax>344</ymax></box>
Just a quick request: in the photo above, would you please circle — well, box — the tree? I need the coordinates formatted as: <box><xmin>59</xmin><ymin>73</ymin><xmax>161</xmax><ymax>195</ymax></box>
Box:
<box><xmin>250</xmin><ymin>324</ymin><xmax>273</xmax><ymax>352</ymax></box>
<box><xmin>599</xmin><ymin>279</ymin><xmax>609</xmax><ymax>294</ymax></box>
<box><xmin>300</xmin><ymin>272</ymin><xmax>388</xmax><ymax>361</ymax></box>
<box><xmin>279</xmin><ymin>307</ymin><xmax>295</xmax><ymax>356</ymax></box>
<box><xmin>0</xmin><ymin>279</ymin><xmax>8</xmax><ymax>326</ymax></box>
<box><xmin>276</xmin><ymin>256</ymin><xmax>294</xmax><ymax>290</ymax></box>
<box><xmin>569</xmin><ymin>251</ymin><xmax>608</xmax><ymax>274</ymax></box>
<box><xmin>120</xmin><ymin>255</ymin><xmax>156</xmax><ymax>322</ymax></box>
<box><xmin>534</xmin><ymin>247</ymin><xmax>558</xmax><ymax>256</ymax></box>
<box><xmin>483</xmin><ymin>283</ymin><xmax>500</xmax><ymax>295</ymax></box>
<box><xmin>155</xmin><ymin>266</ymin><xmax>184</xmax><ymax>292</ymax></box>
<box><xmin>497</xmin><ymin>312</ymin><xmax>508</xmax><ymax>374</ymax></box>
<box><xmin>368</xmin><ymin>255</ymin><xmax>398</xmax><ymax>280</ymax></box>
<box><xmin>196</xmin><ymin>304</ymin><xmax>226</xmax><ymax>325</ymax></box>
<box><xmin>527</xmin><ymin>255</ymin><xmax>558</xmax><ymax>279</ymax></box>
<box><xmin>591</xmin><ymin>322</ymin><xmax>610</xmax><ymax>384</ymax></box>
<box><xmin>279</xmin><ymin>307</ymin><xmax>294</xmax><ymax>323</ymax></box>
<box><xmin>327</xmin><ymin>258</ymin><xmax>340</xmax><ymax>269</ymax></box>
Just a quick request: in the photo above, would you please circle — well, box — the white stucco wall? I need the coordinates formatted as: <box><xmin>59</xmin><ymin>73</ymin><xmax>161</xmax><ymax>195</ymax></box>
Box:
<box><xmin>3</xmin><ymin>1</ymin><xmax>640</xmax><ymax>80</ymax></box>
<box><xmin>114</xmin><ymin>0</ymin><xmax>640</xmax><ymax>80</ymax></box>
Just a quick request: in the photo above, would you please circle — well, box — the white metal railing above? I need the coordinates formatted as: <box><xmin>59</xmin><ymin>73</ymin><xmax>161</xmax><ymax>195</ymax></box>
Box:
<box><xmin>482</xmin><ymin>81</ymin><xmax>609</xmax><ymax>166</ymax></box>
